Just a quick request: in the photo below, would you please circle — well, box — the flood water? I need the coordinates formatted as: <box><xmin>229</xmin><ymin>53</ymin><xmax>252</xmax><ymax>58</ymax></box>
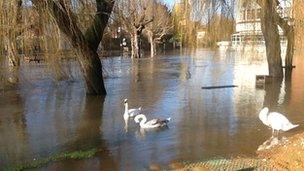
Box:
<box><xmin>1</xmin><ymin>49</ymin><xmax>304</xmax><ymax>170</ymax></box>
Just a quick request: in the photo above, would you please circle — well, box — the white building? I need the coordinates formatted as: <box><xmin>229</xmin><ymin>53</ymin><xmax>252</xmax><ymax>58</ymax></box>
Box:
<box><xmin>231</xmin><ymin>0</ymin><xmax>292</xmax><ymax>50</ymax></box>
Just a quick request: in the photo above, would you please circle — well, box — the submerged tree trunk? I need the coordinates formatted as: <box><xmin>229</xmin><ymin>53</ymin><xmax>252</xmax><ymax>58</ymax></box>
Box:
<box><xmin>147</xmin><ymin>32</ymin><xmax>156</xmax><ymax>57</ymax></box>
<box><xmin>150</xmin><ymin>40</ymin><xmax>156</xmax><ymax>57</ymax></box>
<box><xmin>77</xmin><ymin>44</ymin><xmax>106</xmax><ymax>94</ymax></box>
<box><xmin>131</xmin><ymin>31</ymin><xmax>141</xmax><ymax>58</ymax></box>
<box><xmin>276</xmin><ymin>15</ymin><xmax>295</xmax><ymax>71</ymax></box>
<box><xmin>285</xmin><ymin>28</ymin><xmax>294</xmax><ymax>70</ymax></box>
<box><xmin>131</xmin><ymin>35</ymin><xmax>135</xmax><ymax>58</ymax></box>
<box><xmin>260</xmin><ymin>0</ymin><xmax>283</xmax><ymax>78</ymax></box>
<box><xmin>130</xmin><ymin>20</ymin><xmax>153</xmax><ymax>58</ymax></box>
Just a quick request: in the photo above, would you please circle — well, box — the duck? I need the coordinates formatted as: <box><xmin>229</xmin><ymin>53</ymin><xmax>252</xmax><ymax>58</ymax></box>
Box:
<box><xmin>123</xmin><ymin>99</ymin><xmax>141</xmax><ymax>120</ymax></box>
<box><xmin>134</xmin><ymin>114</ymin><xmax>171</xmax><ymax>129</ymax></box>
<box><xmin>259</xmin><ymin>107</ymin><xmax>299</xmax><ymax>134</ymax></box>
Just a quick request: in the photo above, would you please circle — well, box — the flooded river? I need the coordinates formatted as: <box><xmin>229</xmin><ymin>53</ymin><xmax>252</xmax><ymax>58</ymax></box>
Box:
<box><xmin>1</xmin><ymin>49</ymin><xmax>304</xmax><ymax>170</ymax></box>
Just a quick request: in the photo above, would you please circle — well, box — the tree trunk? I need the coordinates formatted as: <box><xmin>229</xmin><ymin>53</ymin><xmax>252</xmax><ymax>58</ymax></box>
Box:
<box><xmin>131</xmin><ymin>32</ymin><xmax>141</xmax><ymax>58</ymax></box>
<box><xmin>78</xmin><ymin>44</ymin><xmax>106</xmax><ymax>95</ymax></box>
<box><xmin>150</xmin><ymin>40</ymin><xmax>156</xmax><ymax>57</ymax></box>
<box><xmin>285</xmin><ymin>28</ymin><xmax>294</xmax><ymax>72</ymax></box>
<box><xmin>131</xmin><ymin>35</ymin><xmax>135</xmax><ymax>58</ymax></box>
<box><xmin>274</xmin><ymin>8</ymin><xmax>295</xmax><ymax>72</ymax></box>
<box><xmin>33</xmin><ymin>0</ymin><xmax>114</xmax><ymax>95</ymax></box>
<box><xmin>147</xmin><ymin>32</ymin><xmax>156</xmax><ymax>57</ymax></box>
<box><xmin>260</xmin><ymin>0</ymin><xmax>283</xmax><ymax>78</ymax></box>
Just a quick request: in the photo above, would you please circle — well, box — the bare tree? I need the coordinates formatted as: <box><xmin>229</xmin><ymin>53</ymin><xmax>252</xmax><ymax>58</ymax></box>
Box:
<box><xmin>114</xmin><ymin>0</ymin><xmax>153</xmax><ymax>58</ymax></box>
<box><xmin>145</xmin><ymin>0</ymin><xmax>172</xmax><ymax>57</ymax></box>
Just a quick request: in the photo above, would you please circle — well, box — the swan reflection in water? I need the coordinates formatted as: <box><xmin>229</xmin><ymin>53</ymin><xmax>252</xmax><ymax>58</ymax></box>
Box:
<box><xmin>124</xmin><ymin>118</ymin><xmax>129</xmax><ymax>133</ymax></box>
<box><xmin>135</xmin><ymin>126</ymin><xmax>169</xmax><ymax>140</ymax></box>
<box><xmin>257</xmin><ymin>136</ymin><xmax>288</xmax><ymax>151</ymax></box>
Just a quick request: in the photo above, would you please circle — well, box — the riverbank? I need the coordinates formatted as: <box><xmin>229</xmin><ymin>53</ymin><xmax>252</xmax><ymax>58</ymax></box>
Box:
<box><xmin>258</xmin><ymin>132</ymin><xmax>304</xmax><ymax>170</ymax></box>
<box><xmin>162</xmin><ymin>131</ymin><xmax>304</xmax><ymax>170</ymax></box>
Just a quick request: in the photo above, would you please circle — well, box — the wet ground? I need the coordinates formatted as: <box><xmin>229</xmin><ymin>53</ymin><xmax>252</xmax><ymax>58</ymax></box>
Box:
<box><xmin>1</xmin><ymin>49</ymin><xmax>304</xmax><ymax>170</ymax></box>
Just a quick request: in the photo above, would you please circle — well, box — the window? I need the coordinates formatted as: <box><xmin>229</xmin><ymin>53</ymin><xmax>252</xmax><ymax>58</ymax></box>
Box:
<box><xmin>247</xmin><ymin>9</ymin><xmax>256</xmax><ymax>20</ymax></box>
<box><xmin>242</xmin><ymin>10</ymin><xmax>246</xmax><ymax>21</ymax></box>
<box><xmin>252</xmin><ymin>9</ymin><xmax>256</xmax><ymax>20</ymax></box>
<box><xmin>257</xmin><ymin>9</ymin><xmax>261</xmax><ymax>19</ymax></box>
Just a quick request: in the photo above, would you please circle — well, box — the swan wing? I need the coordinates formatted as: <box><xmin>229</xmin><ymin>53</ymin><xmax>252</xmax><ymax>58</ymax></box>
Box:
<box><xmin>128</xmin><ymin>107</ymin><xmax>141</xmax><ymax>117</ymax></box>
<box><xmin>282</xmin><ymin>123</ymin><xmax>299</xmax><ymax>131</ymax></box>
<box><xmin>146</xmin><ymin>118</ymin><xmax>170</xmax><ymax>127</ymax></box>
<box><xmin>268</xmin><ymin>112</ymin><xmax>291</xmax><ymax>125</ymax></box>
<box><xmin>146</xmin><ymin>119</ymin><xmax>159</xmax><ymax>125</ymax></box>
<box><xmin>268</xmin><ymin>112</ymin><xmax>298</xmax><ymax>131</ymax></box>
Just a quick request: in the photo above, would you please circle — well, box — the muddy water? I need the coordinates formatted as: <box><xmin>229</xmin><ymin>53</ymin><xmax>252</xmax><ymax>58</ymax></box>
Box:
<box><xmin>1</xmin><ymin>49</ymin><xmax>304</xmax><ymax>170</ymax></box>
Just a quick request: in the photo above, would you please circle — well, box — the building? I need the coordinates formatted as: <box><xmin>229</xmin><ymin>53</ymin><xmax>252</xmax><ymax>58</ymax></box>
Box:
<box><xmin>231</xmin><ymin>0</ymin><xmax>292</xmax><ymax>50</ymax></box>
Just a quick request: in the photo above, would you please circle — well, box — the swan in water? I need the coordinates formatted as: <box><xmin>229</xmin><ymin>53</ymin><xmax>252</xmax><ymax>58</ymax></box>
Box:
<box><xmin>134</xmin><ymin>114</ymin><xmax>171</xmax><ymax>129</ymax></box>
<box><xmin>123</xmin><ymin>99</ymin><xmax>141</xmax><ymax>120</ymax></box>
<box><xmin>259</xmin><ymin>107</ymin><xmax>299</xmax><ymax>134</ymax></box>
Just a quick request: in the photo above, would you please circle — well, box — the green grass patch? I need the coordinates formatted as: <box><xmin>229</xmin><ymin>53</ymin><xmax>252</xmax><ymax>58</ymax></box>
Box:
<box><xmin>4</xmin><ymin>148</ymin><xmax>99</xmax><ymax>171</ymax></box>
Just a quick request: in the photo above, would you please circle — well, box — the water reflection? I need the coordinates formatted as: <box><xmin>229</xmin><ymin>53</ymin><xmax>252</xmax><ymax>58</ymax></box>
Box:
<box><xmin>124</xmin><ymin>117</ymin><xmax>129</xmax><ymax>133</ymax></box>
<box><xmin>135</xmin><ymin>127</ymin><xmax>170</xmax><ymax>140</ymax></box>
<box><xmin>0</xmin><ymin>82</ymin><xmax>116</xmax><ymax>169</ymax></box>
<box><xmin>1</xmin><ymin>49</ymin><xmax>304</xmax><ymax>170</ymax></box>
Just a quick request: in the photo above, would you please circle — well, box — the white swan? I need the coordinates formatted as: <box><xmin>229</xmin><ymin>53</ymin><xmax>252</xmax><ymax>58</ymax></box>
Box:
<box><xmin>134</xmin><ymin>114</ymin><xmax>171</xmax><ymax>129</ymax></box>
<box><xmin>123</xmin><ymin>99</ymin><xmax>141</xmax><ymax>120</ymax></box>
<box><xmin>259</xmin><ymin>107</ymin><xmax>299</xmax><ymax>134</ymax></box>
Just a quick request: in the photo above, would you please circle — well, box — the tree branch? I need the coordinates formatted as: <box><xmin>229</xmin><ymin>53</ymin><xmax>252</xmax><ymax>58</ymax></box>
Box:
<box><xmin>85</xmin><ymin>0</ymin><xmax>115</xmax><ymax>51</ymax></box>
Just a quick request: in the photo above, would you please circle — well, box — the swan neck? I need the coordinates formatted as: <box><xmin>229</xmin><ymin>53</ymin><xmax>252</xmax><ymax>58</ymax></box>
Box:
<box><xmin>139</xmin><ymin>115</ymin><xmax>147</xmax><ymax>127</ymax></box>
<box><xmin>124</xmin><ymin>103</ymin><xmax>128</xmax><ymax>113</ymax></box>
<box><xmin>259</xmin><ymin>108</ymin><xmax>269</xmax><ymax>125</ymax></box>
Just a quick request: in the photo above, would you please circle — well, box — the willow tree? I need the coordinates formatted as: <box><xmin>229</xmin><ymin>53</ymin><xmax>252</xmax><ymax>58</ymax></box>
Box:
<box><xmin>4</xmin><ymin>0</ymin><xmax>23</xmax><ymax>67</ymax></box>
<box><xmin>0</xmin><ymin>0</ymin><xmax>24</xmax><ymax>86</ymax></box>
<box><xmin>32</xmin><ymin>0</ymin><xmax>114</xmax><ymax>95</ymax></box>
<box><xmin>190</xmin><ymin>0</ymin><xmax>235</xmax><ymax>47</ymax></box>
<box><xmin>145</xmin><ymin>0</ymin><xmax>172</xmax><ymax>57</ymax></box>
<box><xmin>114</xmin><ymin>0</ymin><xmax>153</xmax><ymax>58</ymax></box>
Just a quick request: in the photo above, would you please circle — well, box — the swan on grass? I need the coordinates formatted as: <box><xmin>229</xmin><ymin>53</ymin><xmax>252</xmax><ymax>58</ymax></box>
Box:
<box><xmin>123</xmin><ymin>99</ymin><xmax>141</xmax><ymax>120</ymax></box>
<box><xmin>259</xmin><ymin>107</ymin><xmax>299</xmax><ymax>134</ymax></box>
<box><xmin>134</xmin><ymin>114</ymin><xmax>171</xmax><ymax>129</ymax></box>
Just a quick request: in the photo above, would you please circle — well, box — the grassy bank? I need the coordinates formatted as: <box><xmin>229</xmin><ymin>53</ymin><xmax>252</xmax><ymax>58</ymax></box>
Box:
<box><xmin>4</xmin><ymin>148</ymin><xmax>99</xmax><ymax>171</ymax></box>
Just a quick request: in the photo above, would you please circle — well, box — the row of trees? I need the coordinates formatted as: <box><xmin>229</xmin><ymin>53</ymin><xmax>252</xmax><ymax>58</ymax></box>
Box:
<box><xmin>0</xmin><ymin>0</ymin><xmax>172</xmax><ymax>95</ymax></box>
<box><xmin>0</xmin><ymin>0</ymin><xmax>298</xmax><ymax>96</ymax></box>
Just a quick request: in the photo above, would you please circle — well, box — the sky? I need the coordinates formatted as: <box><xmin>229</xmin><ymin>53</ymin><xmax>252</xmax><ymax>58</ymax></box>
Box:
<box><xmin>163</xmin><ymin>0</ymin><xmax>176</xmax><ymax>9</ymax></box>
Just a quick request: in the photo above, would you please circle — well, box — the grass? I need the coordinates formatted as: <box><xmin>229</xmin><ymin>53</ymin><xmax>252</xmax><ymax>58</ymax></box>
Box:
<box><xmin>3</xmin><ymin>148</ymin><xmax>99</xmax><ymax>171</ymax></box>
